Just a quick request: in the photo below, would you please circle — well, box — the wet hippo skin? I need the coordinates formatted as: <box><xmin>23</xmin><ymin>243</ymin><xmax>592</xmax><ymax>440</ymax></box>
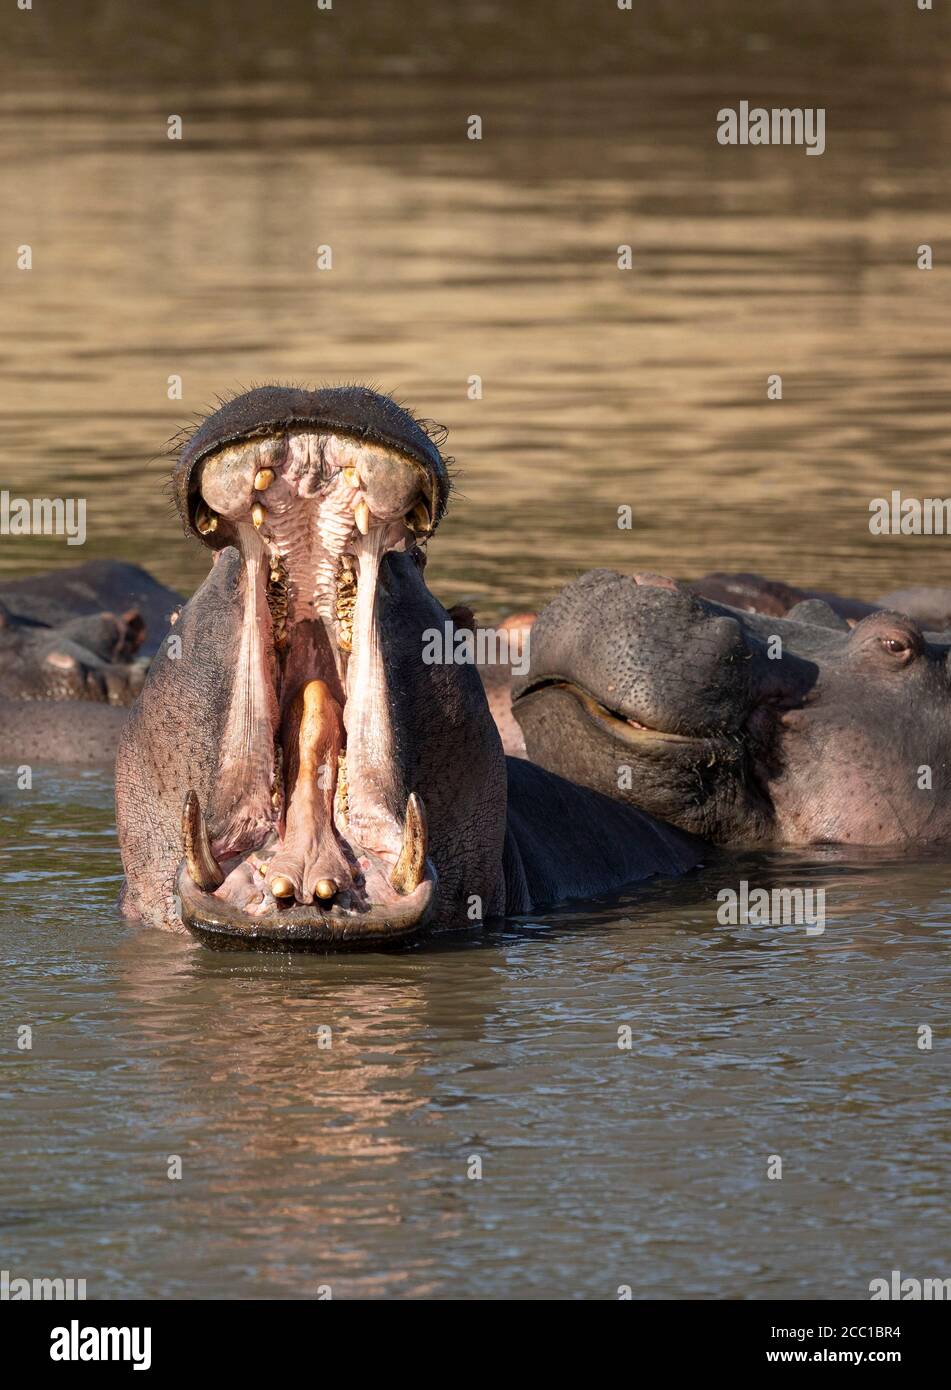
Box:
<box><xmin>514</xmin><ymin>569</ymin><xmax>951</xmax><ymax>848</ymax></box>
<box><xmin>116</xmin><ymin>386</ymin><xmax>702</xmax><ymax>948</ymax></box>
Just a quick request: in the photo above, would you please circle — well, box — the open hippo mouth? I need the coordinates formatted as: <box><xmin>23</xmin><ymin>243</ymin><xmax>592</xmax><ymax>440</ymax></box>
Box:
<box><xmin>174</xmin><ymin>420</ymin><xmax>445</xmax><ymax>950</ymax></box>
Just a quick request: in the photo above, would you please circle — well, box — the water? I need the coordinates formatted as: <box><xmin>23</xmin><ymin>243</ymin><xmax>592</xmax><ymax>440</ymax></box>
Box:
<box><xmin>2</xmin><ymin>773</ymin><xmax>949</xmax><ymax>1298</ymax></box>
<box><xmin>2</xmin><ymin>10</ymin><xmax>951</xmax><ymax>1299</ymax></box>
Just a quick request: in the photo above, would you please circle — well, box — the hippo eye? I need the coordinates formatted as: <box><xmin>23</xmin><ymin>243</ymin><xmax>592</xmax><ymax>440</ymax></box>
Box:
<box><xmin>882</xmin><ymin>636</ymin><xmax>909</xmax><ymax>655</ymax></box>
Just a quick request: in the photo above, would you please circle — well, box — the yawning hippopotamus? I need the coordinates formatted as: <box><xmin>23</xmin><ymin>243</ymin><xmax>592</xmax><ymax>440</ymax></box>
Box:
<box><xmin>116</xmin><ymin>388</ymin><xmax>700</xmax><ymax>948</ymax></box>
<box><xmin>512</xmin><ymin>569</ymin><xmax>951</xmax><ymax>847</ymax></box>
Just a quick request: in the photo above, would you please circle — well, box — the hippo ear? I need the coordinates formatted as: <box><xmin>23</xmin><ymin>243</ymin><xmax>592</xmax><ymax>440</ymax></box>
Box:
<box><xmin>785</xmin><ymin>598</ymin><xmax>850</xmax><ymax>631</ymax></box>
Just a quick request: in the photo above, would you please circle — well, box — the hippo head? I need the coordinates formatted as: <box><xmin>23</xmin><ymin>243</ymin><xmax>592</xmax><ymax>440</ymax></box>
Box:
<box><xmin>117</xmin><ymin>386</ymin><xmax>507</xmax><ymax>947</ymax></box>
<box><xmin>512</xmin><ymin>569</ymin><xmax>951</xmax><ymax>847</ymax></box>
<box><xmin>0</xmin><ymin>600</ymin><xmax>146</xmax><ymax>704</ymax></box>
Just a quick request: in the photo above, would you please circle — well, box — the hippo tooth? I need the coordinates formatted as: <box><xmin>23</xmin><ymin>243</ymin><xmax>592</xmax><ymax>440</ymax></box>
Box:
<box><xmin>409</xmin><ymin>500</ymin><xmax>432</xmax><ymax>535</ymax></box>
<box><xmin>354</xmin><ymin>500</ymin><xmax>370</xmax><ymax>535</ymax></box>
<box><xmin>315</xmin><ymin>878</ymin><xmax>337</xmax><ymax>900</ymax></box>
<box><xmin>251</xmin><ymin>502</ymin><xmax>266</xmax><ymax>529</ymax></box>
<box><xmin>195</xmin><ymin>503</ymin><xmax>218</xmax><ymax>535</ymax></box>
<box><xmin>182</xmin><ymin>790</ymin><xmax>225</xmax><ymax>891</ymax></box>
<box><xmin>343</xmin><ymin>467</ymin><xmax>359</xmax><ymax>487</ymax></box>
<box><xmin>253</xmin><ymin>468</ymin><xmax>275</xmax><ymax>491</ymax></box>
<box><xmin>269</xmin><ymin>873</ymin><xmax>295</xmax><ymax>901</ymax></box>
<box><xmin>390</xmin><ymin>792</ymin><xmax>428</xmax><ymax>894</ymax></box>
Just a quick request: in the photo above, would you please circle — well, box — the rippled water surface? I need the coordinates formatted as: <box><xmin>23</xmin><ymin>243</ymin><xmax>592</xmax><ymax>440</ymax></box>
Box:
<box><xmin>3</xmin><ymin>66</ymin><xmax>951</xmax><ymax>613</ymax></box>
<box><xmin>2</xmin><ymin>13</ymin><xmax>951</xmax><ymax>1299</ymax></box>
<box><xmin>1</xmin><ymin>775</ymin><xmax>949</xmax><ymax>1298</ymax></box>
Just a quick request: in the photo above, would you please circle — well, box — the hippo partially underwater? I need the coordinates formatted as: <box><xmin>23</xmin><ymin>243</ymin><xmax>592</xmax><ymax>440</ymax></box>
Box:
<box><xmin>0</xmin><ymin>560</ymin><xmax>182</xmax><ymax>763</ymax></box>
<box><xmin>5</xmin><ymin>387</ymin><xmax>951</xmax><ymax>948</ymax></box>
<box><xmin>112</xmin><ymin>386</ymin><xmax>701</xmax><ymax>947</ymax></box>
<box><xmin>513</xmin><ymin>570</ymin><xmax>951</xmax><ymax>847</ymax></box>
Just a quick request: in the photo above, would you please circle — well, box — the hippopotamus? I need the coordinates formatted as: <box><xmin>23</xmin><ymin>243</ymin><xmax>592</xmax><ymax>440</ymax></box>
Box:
<box><xmin>689</xmin><ymin>570</ymin><xmax>951</xmax><ymax>630</ymax></box>
<box><xmin>0</xmin><ymin>561</ymin><xmax>183</xmax><ymax>765</ymax></box>
<box><xmin>512</xmin><ymin>569</ymin><xmax>951</xmax><ymax>847</ymax></box>
<box><xmin>116</xmin><ymin>387</ymin><xmax>701</xmax><ymax>949</ymax></box>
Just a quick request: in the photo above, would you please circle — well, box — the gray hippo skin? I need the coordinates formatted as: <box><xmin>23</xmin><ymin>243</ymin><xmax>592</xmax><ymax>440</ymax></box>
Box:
<box><xmin>116</xmin><ymin>388</ymin><xmax>700</xmax><ymax>949</ymax></box>
<box><xmin>0</xmin><ymin>562</ymin><xmax>183</xmax><ymax>765</ymax></box>
<box><xmin>0</xmin><ymin>559</ymin><xmax>182</xmax><ymax>659</ymax></box>
<box><xmin>689</xmin><ymin>570</ymin><xmax>951</xmax><ymax>630</ymax></box>
<box><xmin>513</xmin><ymin>569</ymin><xmax>951</xmax><ymax>847</ymax></box>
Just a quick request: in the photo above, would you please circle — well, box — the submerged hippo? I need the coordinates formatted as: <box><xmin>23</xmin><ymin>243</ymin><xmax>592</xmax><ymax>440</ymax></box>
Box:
<box><xmin>0</xmin><ymin>561</ymin><xmax>183</xmax><ymax>765</ymax></box>
<box><xmin>512</xmin><ymin>569</ymin><xmax>951</xmax><ymax>847</ymax></box>
<box><xmin>116</xmin><ymin>387</ymin><xmax>700</xmax><ymax>948</ymax></box>
<box><xmin>689</xmin><ymin>570</ymin><xmax>951</xmax><ymax>630</ymax></box>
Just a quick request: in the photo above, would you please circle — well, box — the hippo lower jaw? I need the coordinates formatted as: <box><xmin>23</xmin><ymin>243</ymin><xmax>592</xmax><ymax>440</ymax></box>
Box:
<box><xmin>174</xmin><ymin>427</ymin><xmax>442</xmax><ymax>948</ymax></box>
<box><xmin>176</xmin><ymin>861</ymin><xmax>436</xmax><ymax>950</ymax></box>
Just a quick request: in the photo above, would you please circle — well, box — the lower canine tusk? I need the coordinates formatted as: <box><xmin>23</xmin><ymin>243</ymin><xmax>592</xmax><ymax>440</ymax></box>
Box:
<box><xmin>182</xmin><ymin>790</ymin><xmax>225</xmax><ymax>890</ymax></box>
<box><xmin>391</xmin><ymin>792</ymin><xmax>428</xmax><ymax>894</ymax></box>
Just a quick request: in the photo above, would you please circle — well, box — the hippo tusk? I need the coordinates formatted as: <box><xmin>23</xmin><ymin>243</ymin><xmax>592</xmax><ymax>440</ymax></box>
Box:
<box><xmin>409</xmin><ymin>499</ymin><xmax>432</xmax><ymax>535</ymax></box>
<box><xmin>182</xmin><ymin>790</ymin><xmax>225</xmax><ymax>890</ymax></box>
<box><xmin>390</xmin><ymin>792</ymin><xmax>428</xmax><ymax>894</ymax></box>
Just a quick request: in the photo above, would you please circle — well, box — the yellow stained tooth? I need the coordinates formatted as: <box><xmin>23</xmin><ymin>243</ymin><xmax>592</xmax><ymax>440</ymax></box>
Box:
<box><xmin>409</xmin><ymin>501</ymin><xmax>432</xmax><ymax>534</ymax></box>
<box><xmin>315</xmin><ymin>878</ymin><xmax>337</xmax><ymax>900</ymax></box>
<box><xmin>254</xmin><ymin>468</ymin><xmax>275</xmax><ymax>491</ymax></box>
<box><xmin>251</xmin><ymin>502</ymin><xmax>266</xmax><ymax>529</ymax></box>
<box><xmin>343</xmin><ymin>466</ymin><xmax>359</xmax><ymax>486</ymax></box>
<box><xmin>269</xmin><ymin>874</ymin><xmax>295</xmax><ymax>900</ymax></box>
<box><xmin>354</xmin><ymin>500</ymin><xmax>370</xmax><ymax>535</ymax></box>
<box><xmin>195</xmin><ymin>503</ymin><xmax>218</xmax><ymax>535</ymax></box>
